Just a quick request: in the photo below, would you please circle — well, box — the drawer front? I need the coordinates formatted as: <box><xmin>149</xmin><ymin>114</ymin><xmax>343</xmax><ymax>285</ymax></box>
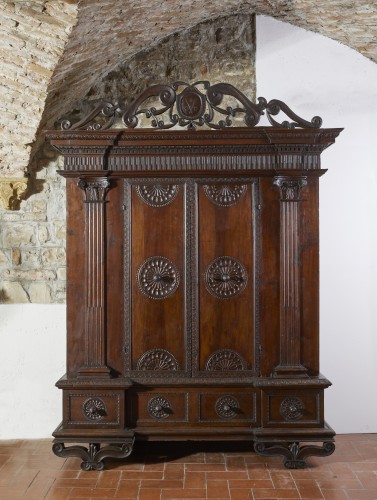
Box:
<box><xmin>198</xmin><ymin>391</ymin><xmax>258</xmax><ymax>424</ymax></box>
<box><xmin>262</xmin><ymin>390</ymin><xmax>323</xmax><ymax>427</ymax></box>
<box><xmin>133</xmin><ymin>391</ymin><xmax>189</xmax><ymax>424</ymax></box>
<box><xmin>63</xmin><ymin>391</ymin><xmax>123</xmax><ymax>427</ymax></box>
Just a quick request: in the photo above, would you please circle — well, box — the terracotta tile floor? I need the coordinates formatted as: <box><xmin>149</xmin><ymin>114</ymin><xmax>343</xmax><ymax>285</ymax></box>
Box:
<box><xmin>1</xmin><ymin>435</ymin><xmax>377</xmax><ymax>499</ymax></box>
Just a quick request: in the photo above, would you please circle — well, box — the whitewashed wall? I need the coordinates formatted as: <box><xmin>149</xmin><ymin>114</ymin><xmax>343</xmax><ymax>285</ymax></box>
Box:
<box><xmin>257</xmin><ymin>15</ymin><xmax>377</xmax><ymax>434</ymax></box>
<box><xmin>1</xmin><ymin>16</ymin><xmax>377</xmax><ymax>438</ymax></box>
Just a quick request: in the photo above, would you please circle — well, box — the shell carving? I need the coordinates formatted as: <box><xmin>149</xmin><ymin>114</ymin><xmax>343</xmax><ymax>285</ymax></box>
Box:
<box><xmin>137</xmin><ymin>349</ymin><xmax>179</xmax><ymax>371</ymax></box>
<box><xmin>136</xmin><ymin>184</ymin><xmax>179</xmax><ymax>207</ymax></box>
<box><xmin>206</xmin><ymin>349</ymin><xmax>247</xmax><ymax>371</ymax></box>
<box><xmin>204</xmin><ymin>184</ymin><xmax>247</xmax><ymax>207</ymax></box>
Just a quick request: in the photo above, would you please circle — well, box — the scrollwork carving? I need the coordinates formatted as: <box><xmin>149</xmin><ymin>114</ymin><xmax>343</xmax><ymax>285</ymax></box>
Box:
<box><xmin>204</xmin><ymin>256</ymin><xmax>247</xmax><ymax>299</ymax></box>
<box><xmin>78</xmin><ymin>177</ymin><xmax>110</xmax><ymax>202</ymax></box>
<box><xmin>273</xmin><ymin>176</ymin><xmax>307</xmax><ymax>201</ymax></box>
<box><xmin>60</xmin><ymin>81</ymin><xmax>323</xmax><ymax>131</ymax></box>
<box><xmin>137</xmin><ymin>256</ymin><xmax>180</xmax><ymax>299</ymax></box>
<box><xmin>206</xmin><ymin>349</ymin><xmax>247</xmax><ymax>371</ymax></box>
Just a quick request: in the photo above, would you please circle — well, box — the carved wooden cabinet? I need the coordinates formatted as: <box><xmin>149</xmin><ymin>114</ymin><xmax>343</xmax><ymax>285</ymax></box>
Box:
<box><xmin>47</xmin><ymin>82</ymin><xmax>342</xmax><ymax>470</ymax></box>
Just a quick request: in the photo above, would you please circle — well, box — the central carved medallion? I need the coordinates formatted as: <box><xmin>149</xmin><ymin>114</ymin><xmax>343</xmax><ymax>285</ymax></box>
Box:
<box><xmin>177</xmin><ymin>87</ymin><xmax>205</xmax><ymax>120</ymax></box>
<box><xmin>136</xmin><ymin>184</ymin><xmax>179</xmax><ymax>207</ymax></box>
<box><xmin>205</xmin><ymin>256</ymin><xmax>247</xmax><ymax>299</ymax></box>
<box><xmin>204</xmin><ymin>184</ymin><xmax>247</xmax><ymax>207</ymax></box>
<box><xmin>215</xmin><ymin>396</ymin><xmax>240</xmax><ymax>418</ymax></box>
<box><xmin>137</xmin><ymin>256</ymin><xmax>180</xmax><ymax>299</ymax></box>
<box><xmin>280</xmin><ymin>397</ymin><xmax>305</xmax><ymax>420</ymax></box>
<box><xmin>148</xmin><ymin>396</ymin><xmax>171</xmax><ymax>419</ymax></box>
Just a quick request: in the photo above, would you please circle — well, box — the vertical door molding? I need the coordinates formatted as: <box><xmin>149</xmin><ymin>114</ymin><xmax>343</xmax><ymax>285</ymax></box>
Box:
<box><xmin>78</xmin><ymin>175</ymin><xmax>112</xmax><ymax>377</ymax></box>
<box><xmin>273</xmin><ymin>175</ymin><xmax>308</xmax><ymax>378</ymax></box>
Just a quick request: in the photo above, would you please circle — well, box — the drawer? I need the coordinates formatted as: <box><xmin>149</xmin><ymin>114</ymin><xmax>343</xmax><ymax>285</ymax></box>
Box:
<box><xmin>133</xmin><ymin>391</ymin><xmax>189</xmax><ymax>424</ymax></box>
<box><xmin>63</xmin><ymin>390</ymin><xmax>123</xmax><ymax>427</ymax></box>
<box><xmin>198</xmin><ymin>391</ymin><xmax>258</xmax><ymax>424</ymax></box>
<box><xmin>262</xmin><ymin>390</ymin><xmax>323</xmax><ymax>427</ymax></box>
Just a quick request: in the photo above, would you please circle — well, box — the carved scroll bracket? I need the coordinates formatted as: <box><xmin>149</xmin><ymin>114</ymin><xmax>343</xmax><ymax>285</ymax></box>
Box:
<box><xmin>78</xmin><ymin>175</ymin><xmax>112</xmax><ymax>377</ymax></box>
<box><xmin>0</xmin><ymin>178</ymin><xmax>28</xmax><ymax>210</ymax></box>
<box><xmin>273</xmin><ymin>175</ymin><xmax>308</xmax><ymax>378</ymax></box>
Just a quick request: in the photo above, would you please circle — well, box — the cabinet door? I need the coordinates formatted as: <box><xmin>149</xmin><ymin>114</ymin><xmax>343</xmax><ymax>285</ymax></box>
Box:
<box><xmin>124</xmin><ymin>178</ymin><xmax>259</xmax><ymax>378</ymax></box>
<box><xmin>124</xmin><ymin>180</ymin><xmax>189</xmax><ymax>376</ymax></box>
<box><xmin>195</xmin><ymin>180</ymin><xmax>259</xmax><ymax>377</ymax></box>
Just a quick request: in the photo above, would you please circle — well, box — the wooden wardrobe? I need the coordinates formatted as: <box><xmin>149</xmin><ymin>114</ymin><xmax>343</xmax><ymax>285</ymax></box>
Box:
<box><xmin>46</xmin><ymin>81</ymin><xmax>342</xmax><ymax>470</ymax></box>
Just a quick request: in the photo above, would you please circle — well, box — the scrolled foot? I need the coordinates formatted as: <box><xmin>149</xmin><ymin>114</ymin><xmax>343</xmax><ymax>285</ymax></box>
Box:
<box><xmin>254</xmin><ymin>440</ymin><xmax>335</xmax><ymax>469</ymax></box>
<box><xmin>52</xmin><ymin>438</ymin><xmax>134</xmax><ymax>471</ymax></box>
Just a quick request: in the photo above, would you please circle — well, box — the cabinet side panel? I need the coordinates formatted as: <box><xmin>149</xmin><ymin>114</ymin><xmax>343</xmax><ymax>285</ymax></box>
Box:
<box><xmin>259</xmin><ymin>177</ymin><xmax>280</xmax><ymax>376</ymax></box>
<box><xmin>130</xmin><ymin>184</ymin><xmax>186</xmax><ymax>370</ymax></box>
<box><xmin>106</xmin><ymin>179</ymin><xmax>125</xmax><ymax>375</ymax></box>
<box><xmin>198</xmin><ymin>182</ymin><xmax>255</xmax><ymax>372</ymax></box>
<box><xmin>301</xmin><ymin>176</ymin><xmax>320</xmax><ymax>374</ymax></box>
<box><xmin>66</xmin><ymin>178</ymin><xmax>86</xmax><ymax>374</ymax></box>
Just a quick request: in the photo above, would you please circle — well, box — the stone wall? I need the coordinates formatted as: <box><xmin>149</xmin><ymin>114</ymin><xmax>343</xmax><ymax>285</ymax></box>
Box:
<box><xmin>0</xmin><ymin>13</ymin><xmax>256</xmax><ymax>303</ymax></box>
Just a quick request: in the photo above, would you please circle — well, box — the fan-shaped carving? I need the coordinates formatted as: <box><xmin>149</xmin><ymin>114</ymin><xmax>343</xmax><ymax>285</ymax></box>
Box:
<box><xmin>136</xmin><ymin>184</ymin><xmax>179</xmax><ymax>207</ymax></box>
<box><xmin>137</xmin><ymin>256</ymin><xmax>180</xmax><ymax>299</ymax></box>
<box><xmin>206</xmin><ymin>349</ymin><xmax>247</xmax><ymax>371</ymax></box>
<box><xmin>136</xmin><ymin>349</ymin><xmax>179</xmax><ymax>371</ymax></box>
<box><xmin>203</xmin><ymin>184</ymin><xmax>247</xmax><ymax>207</ymax></box>
<box><xmin>205</xmin><ymin>256</ymin><xmax>247</xmax><ymax>299</ymax></box>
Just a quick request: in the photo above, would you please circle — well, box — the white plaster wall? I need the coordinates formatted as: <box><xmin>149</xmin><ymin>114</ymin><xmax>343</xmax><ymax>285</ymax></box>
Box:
<box><xmin>0</xmin><ymin>305</ymin><xmax>66</xmax><ymax>438</ymax></box>
<box><xmin>257</xmin><ymin>15</ymin><xmax>377</xmax><ymax>433</ymax></box>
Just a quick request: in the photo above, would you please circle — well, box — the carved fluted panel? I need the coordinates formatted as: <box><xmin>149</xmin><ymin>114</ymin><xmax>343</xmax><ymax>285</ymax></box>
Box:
<box><xmin>273</xmin><ymin>176</ymin><xmax>308</xmax><ymax>377</ymax></box>
<box><xmin>78</xmin><ymin>176</ymin><xmax>111</xmax><ymax>376</ymax></box>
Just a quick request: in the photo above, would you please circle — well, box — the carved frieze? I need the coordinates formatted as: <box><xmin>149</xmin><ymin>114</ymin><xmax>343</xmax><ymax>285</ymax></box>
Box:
<box><xmin>206</xmin><ymin>349</ymin><xmax>247</xmax><ymax>371</ymax></box>
<box><xmin>203</xmin><ymin>184</ymin><xmax>247</xmax><ymax>207</ymax></box>
<box><xmin>204</xmin><ymin>256</ymin><xmax>247</xmax><ymax>299</ymax></box>
<box><xmin>137</xmin><ymin>256</ymin><xmax>180</xmax><ymax>299</ymax></box>
<box><xmin>136</xmin><ymin>349</ymin><xmax>179</xmax><ymax>371</ymax></box>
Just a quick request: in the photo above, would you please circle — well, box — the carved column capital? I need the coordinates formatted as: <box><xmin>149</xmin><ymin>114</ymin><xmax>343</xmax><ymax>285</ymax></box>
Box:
<box><xmin>0</xmin><ymin>178</ymin><xmax>28</xmax><ymax>210</ymax></box>
<box><xmin>273</xmin><ymin>176</ymin><xmax>307</xmax><ymax>201</ymax></box>
<box><xmin>78</xmin><ymin>177</ymin><xmax>110</xmax><ymax>202</ymax></box>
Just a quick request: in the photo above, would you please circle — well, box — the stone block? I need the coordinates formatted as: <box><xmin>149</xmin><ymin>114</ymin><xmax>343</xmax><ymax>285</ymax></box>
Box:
<box><xmin>0</xmin><ymin>282</ymin><xmax>30</xmax><ymax>303</ymax></box>
<box><xmin>3</xmin><ymin>224</ymin><xmax>35</xmax><ymax>246</ymax></box>
<box><xmin>41</xmin><ymin>247</ymin><xmax>66</xmax><ymax>266</ymax></box>
<box><xmin>12</xmin><ymin>248</ymin><xmax>21</xmax><ymax>266</ymax></box>
<box><xmin>38</xmin><ymin>224</ymin><xmax>51</xmax><ymax>244</ymax></box>
<box><xmin>21</xmin><ymin>248</ymin><xmax>41</xmax><ymax>266</ymax></box>
<box><xmin>1</xmin><ymin>268</ymin><xmax>56</xmax><ymax>281</ymax></box>
<box><xmin>32</xmin><ymin>199</ymin><xmax>47</xmax><ymax>213</ymax></box>
<box><xmin>54</xmin><ymin>221</ymin><xmax>66</xmax><ymax>241</ymax></box>
<box><xmin>57</xmin><ymin>267</ymin><xmax>66</xmax><ymax>280</ymax></box>
<box><xmin>0</xmin><ymin>250</ymin><xmax>10</xmax><ymax>266</ymax></box>
<box><xmin>28</xmin><ymin>282</ymin><xmax>52</xmax><ymax>303</ymax></box>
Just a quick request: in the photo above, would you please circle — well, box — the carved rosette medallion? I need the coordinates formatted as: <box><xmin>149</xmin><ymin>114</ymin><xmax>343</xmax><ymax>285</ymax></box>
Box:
<box><xmin>82</xmin><ymin>398</ymin><xmax>107</xmax><ymax>421</ymax></box>
<box><xmin>137</xmin><ymin>256</ymin><xmax>180</xmax><ymax>299</ymax></box>
<box><xmin>206</xmin><ymin>349</ymin><xmax>247</xmax><ymax>371</ymax></box>
<box><xmin>137</xmin><ymin>349</ymin><xmax>179</xmax><ymax>370</ymax></box>
<box><xmin>205</xmin><ymin>256</ymin><xmax>247</xmax><ymax>299</ymax></box>
<box><xmin>148</xmin><ymin>396</ymin><xmax>171</xmax><ymax>419</ymax></box>
<box><xmin>203</xmin><ymin>184</ymin><xmax>247</xmax><ymax>207</ymax></box>
<box><xmin>136</xmin><ymin>184</ymin><xmax>179</xmax><ymax>207</ymax></box>
<box><xmin>280</xmin><ymin>397</ymin><xmax>305</xmax><ymax>420</ymax></box>
<box><xmin>215</xmin><ymin>396</ymin><xmax>240</xmax><ymax>418</ymax></box>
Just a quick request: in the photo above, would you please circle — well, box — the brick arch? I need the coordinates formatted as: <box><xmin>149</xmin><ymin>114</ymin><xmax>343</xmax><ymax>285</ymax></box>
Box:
<box><xmin>1</xmin><ymin>0</ymin><xmax>376</xmax><ymax>176</ymax></box>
